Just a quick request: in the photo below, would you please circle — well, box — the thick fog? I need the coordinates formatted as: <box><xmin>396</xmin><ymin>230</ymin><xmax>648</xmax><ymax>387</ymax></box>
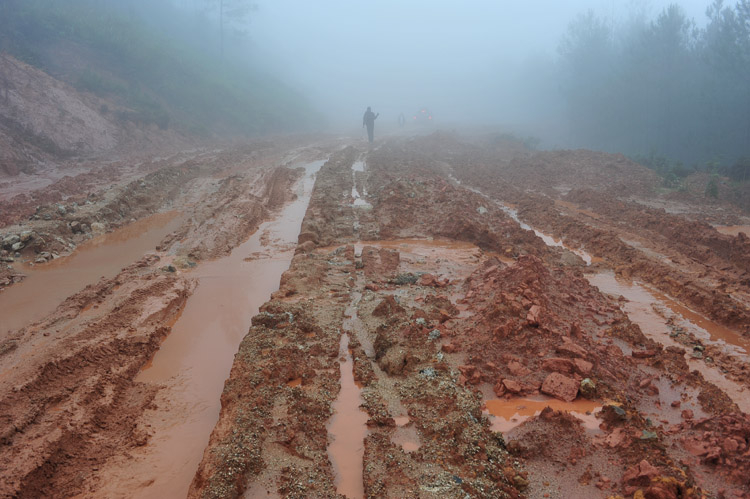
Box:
<box><xmin>247</xmin><ymin>1</ymin><xmax>718</xmax><ymax>127</ymax></box>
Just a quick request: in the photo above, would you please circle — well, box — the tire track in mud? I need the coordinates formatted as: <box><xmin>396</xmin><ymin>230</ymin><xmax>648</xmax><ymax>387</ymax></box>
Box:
<box><xmin>192</xmin><ymin>137</ymin><xmax>750</xmax><ymax>498</ymax></box>
<box><xmin>0</xmin><ymin>144</ymin><xmax>318</xmax><ymax>498</ymax></box>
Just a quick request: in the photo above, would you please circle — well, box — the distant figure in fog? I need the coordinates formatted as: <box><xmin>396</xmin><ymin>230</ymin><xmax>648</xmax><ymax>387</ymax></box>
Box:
<box><xmin>398</xmin><ymin>112</ymin><xmax>406</xmax><ymax>128</ymax></box>
<box><xmin>362</xmin><ymin>106</ymin><xmax>379</xmax><ymax>143</ymax></box>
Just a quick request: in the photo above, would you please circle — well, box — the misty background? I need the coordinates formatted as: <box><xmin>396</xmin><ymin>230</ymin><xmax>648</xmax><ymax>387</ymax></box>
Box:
<box><xmin>1</xmin><ymin>0</ymin><xmax>748</xmax><ymax>179</ymax></box>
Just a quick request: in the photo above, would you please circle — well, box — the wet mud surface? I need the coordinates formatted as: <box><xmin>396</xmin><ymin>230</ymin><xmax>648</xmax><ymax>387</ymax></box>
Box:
<box><xmin>2</xmin><ymin>133</ymin><xmax>749</xmax><ymax>498</ymax></box>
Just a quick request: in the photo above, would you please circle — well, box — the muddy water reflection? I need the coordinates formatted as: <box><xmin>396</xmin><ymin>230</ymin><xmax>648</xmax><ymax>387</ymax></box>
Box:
<box><xmin>327</xmin><ymin>333</ymin><xmax>369</xmax><ymax>499</ymax></box>
<box><xmin>92</xmin><ymin>160</ymin><xmax>324</xmax><ymax>498</ymax></box>
<box><xmin>0</xmin><ymin>211</ymin><xmax>183</xmax><ymax>338</ymax></box>
<box><xmin>484</xmin><ymin>397</ymin><xmax>602</xmax><ymax>433</ymax></box>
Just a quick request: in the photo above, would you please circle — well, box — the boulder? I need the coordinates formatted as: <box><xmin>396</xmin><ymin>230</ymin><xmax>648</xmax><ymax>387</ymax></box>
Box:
<box><xmin>541</xmin><ymin>372</ymin><xmax>578</xmax><ymax>402</ymax></box>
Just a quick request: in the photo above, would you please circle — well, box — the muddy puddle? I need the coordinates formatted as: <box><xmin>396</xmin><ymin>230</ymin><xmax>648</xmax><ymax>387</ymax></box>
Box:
<box><xmin>0</xmin><ymin>210</ymin><xmax>183</xmax><ymax>338</ymax></box>
<box><xmin>90</xmin><ymin>160</ymin><xmax>324</xmax><ymax>498</ymax></box>
<box><xmin>498</xmin><ymin>204</ymin><xmax>594</xmax><ymax>265</ymax></box>
<box><xmin>588</xmin><ymin>272</ymin><xmax>750</xmax><ymax>413</ymax></box>
<box><xmin>327</xmin><ymin>332</ymin><xmax>369</xmax><ymax>499</ymax></box>
<box><xmin>588</xmin><ymin>272</ymin><xmax>749</xmax><ymax>357</ymax></box>
<box><xmin>351</xmin><ymin>159</ymin><xmax>370</xmax><ymax>208</ymax></box>
<box><xmin>483</xmin><ymin>396</ymin><xmax>603</xmax><ymax>433</ymax></box>
<box><xmin>714</xmin><ymin>225</ymin><xmax>750</xmax><ymax>237</ymax></box>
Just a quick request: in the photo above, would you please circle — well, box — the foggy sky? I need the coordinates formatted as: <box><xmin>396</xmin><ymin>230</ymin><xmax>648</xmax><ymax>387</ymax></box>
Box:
<box><xmin>247</xmin><ymin>0</ymin><xmax>735</xmax><ymax>131</ymax></box>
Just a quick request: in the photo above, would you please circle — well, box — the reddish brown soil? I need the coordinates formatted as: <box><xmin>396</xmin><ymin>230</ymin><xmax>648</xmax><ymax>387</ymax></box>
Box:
<box><xmin>2</xmin><ymin>133</ymin><xmax>749</xmax><ymax>499</ymax></box>
<box><xmin>0</xmin><ymin>138</ymin><xmax>334</xmax><ymax>497</ymax></box>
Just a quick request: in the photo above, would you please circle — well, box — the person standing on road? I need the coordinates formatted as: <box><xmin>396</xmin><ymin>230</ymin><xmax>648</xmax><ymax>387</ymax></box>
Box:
<box><xmin>363</xmin><ymin>106</ymin><xmax>379</xmax><ymax>143</ymax></box>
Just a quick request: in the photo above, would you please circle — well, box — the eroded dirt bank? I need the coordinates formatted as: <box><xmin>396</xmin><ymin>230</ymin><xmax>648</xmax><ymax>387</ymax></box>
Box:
<box><xmin>192</xmin><ymin>137</ymin><xmax>749</xmax><ymax>499</ymax></box>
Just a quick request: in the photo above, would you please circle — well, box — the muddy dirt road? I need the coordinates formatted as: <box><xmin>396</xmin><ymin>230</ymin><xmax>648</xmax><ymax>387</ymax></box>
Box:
<box><xmin>1</xmin><ymin>133</ymin><xmax>749</xmax><ymax>498</ymax></box>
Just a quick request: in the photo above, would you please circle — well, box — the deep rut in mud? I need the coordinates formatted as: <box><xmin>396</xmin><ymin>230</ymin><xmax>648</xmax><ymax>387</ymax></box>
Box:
<box><xmin>2</xmin><ymin>134</ymin><xmax>750</xmax><ymax>499</ymax></box>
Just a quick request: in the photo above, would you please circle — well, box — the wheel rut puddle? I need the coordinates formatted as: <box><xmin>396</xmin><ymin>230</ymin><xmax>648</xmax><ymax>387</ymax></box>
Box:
<box><xmin>88</xmin><ymin>160</ymin><xmax>323</xmax><ymax>498</ymax></box>
<box><xmin>326</xmin><ymin>328</ymin><xmax>369</xmax><ymax>499</ymax></box>
<box><xmin>588</xmin><ymin>272</ymin><xmax>750</xmax><ymax>412</ymax></box>
<box><xmin>454</xmin><ymin>177</ymin><xmax>750</xmax><ymax>411</ymax></box>
<box><xmin>0</xmin><ymin>210</ymin><xmax>184</xmax><ymax>338</ymax></box>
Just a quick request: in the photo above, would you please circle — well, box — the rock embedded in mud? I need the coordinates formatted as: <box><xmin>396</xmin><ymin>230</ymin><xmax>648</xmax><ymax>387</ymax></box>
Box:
<box><xmin>541</xmin><ymin>372</ymin><xmax>579</xmax><ymax>402</ymax></box>
<box><xmin>541</xmin><ymin>357</ymin><xmax>575</xmax><ymax>375</ymax></box>
<box><xmin>2</xmin><ymin>235</ymin><xmax>21</xmax><ymax>249</ymax></box>
<box><xmin>579</xmin><ymin>378</ymin><xmax>596</xmax><ymax>398</ymax></box>
<box><xmin>502</xmin><ymin>379</ymin><xmax>523</xmax><ymax>394</ymax></box>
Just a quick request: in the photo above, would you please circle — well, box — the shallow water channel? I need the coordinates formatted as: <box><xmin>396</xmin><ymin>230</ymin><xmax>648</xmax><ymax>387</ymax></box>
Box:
<box><xmin>91</xmin><ymin>160</ymin><xmax>324</xmax><ymax>498</ymax></box>
<box><xmin>588</xmin><ymin>272</ymin><xmax>750</xmax><ymax>413</ymax></box>
<box><xmin>0</xmin><ymin>211</ymin><xmax>183</xmax><ymax>338</ymax></box>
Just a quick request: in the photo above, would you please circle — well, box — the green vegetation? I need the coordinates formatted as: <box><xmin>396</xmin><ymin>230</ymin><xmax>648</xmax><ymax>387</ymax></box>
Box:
<box><xmin>0</xmin><ymin>0</ymin><xmax>315</xmax><ymax>135</ymax></box>
<box><xmin>705</xmin><ymin>173</ymin><xmax>720</xmax><ymax>199</ymax></box>
<box><xmin>631</xmin><ymin>151</ymin><xmax>693</xmax><ymax>189</ymax></box>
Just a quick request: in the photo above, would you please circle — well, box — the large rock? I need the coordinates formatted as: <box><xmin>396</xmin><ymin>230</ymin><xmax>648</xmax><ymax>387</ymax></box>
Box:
<box><xmin>541</xmin><ymin>372</ymin><xmax>578</xmax><ymax>402</ymax></box>
<box><xmin>541</xmin><ymin>357</ymin><xmax>575</xmax><ymax>375</ymax></box>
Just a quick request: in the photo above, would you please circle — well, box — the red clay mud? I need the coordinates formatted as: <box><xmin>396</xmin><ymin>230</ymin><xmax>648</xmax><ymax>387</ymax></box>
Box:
<box><xmin>2</xmin><ymin>133</ymin><xmax>749</xmax><ymax>499</ymax></box>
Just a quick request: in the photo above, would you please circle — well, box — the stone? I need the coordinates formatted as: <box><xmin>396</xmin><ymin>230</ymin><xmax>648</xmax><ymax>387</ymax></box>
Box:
<box><xmin>70</xmin><ymin>221</ymin><xmax>83</xmax><ymax>233</ymax></box>
<box><xmin>441</xmin><ymin>343</ymin><xmax>458</xmax><ymax>353</ymax></box>
<box><xmin>573</xmin><ymin>358</ymin><xmax>593</xmax><ymax>375</ymax></box>
<box><xmin>526</xmin><ymin>304</ymin><xmax>541</xmax><ymax>326</ymax></box>
<box><xmin>2</xmin><ymin>235</ymin><xmax>20</xmax><ymax>249</ymax></box>
<box><xmin>541</xmin><ymin>373</ymin><xmax>578</xmax><ymax>402</ymax></box>
<box><xmin>556</xmin><ymin>341</ymin><xmax>587</xmax><ymax>358</ymax></box>
<box><xmin>493</xmin><ymin>381</ymin><xmax>506</xmax><ymax>397</ymax></box>
<box><xmin>90</xmin><ymin>222</ymin><xmax>106</xmax><ymax>234</ymax></box>
<box><xmin>11</xmin><ymin>242</ymin><xmax>24</xmax><ymax>252</ymax></box>
<box><xmin>579</xmin><ymin>378</ymin><xmax>596</xmax><ymax>398</ymax></box>
<box><xmin>19</xmin><ymin>231</ymin><xmax>33</xmax><ymax>242</ymax></box>
<box><xmin>297</xmin><ymin>231</ymin><xmax>318</xmax><ymax>244</ymax></box>
<box><xmin>622</xmin><ymin>459</ymin><xmax>659</xmax><ymax>487</ymax></box>
<box><xmin>541</xmin><ymin>357</ymin><xmax>575</xmax><ymax>375</ymax></box>
<box><xmin>722</xmin><ymin>438</ymin><xmax>739</xmax><ymax>453</ymax></box>
<box><xmin>502</xmin><ymin>379</ymin><xmax>523</xmax><ymax>394</ymax></box>
<box><xmin>298</xmin><ymin>240</ymin><xmax>316</xmax><ymax>253</ymax></box>
<box><xmin>508</xmin><ymin>360</ymin><xmax>532</xmax><ymax>376</ymax></box>
<box><xmin>604</xmin><ymin>427</ymin><xmax>628</xmax><ymax>448</ymax></box>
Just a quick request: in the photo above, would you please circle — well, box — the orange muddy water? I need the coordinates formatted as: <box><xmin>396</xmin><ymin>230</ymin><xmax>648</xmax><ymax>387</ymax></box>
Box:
<box><xmin>588</xmin><ymin>272</ymin><xmax>750</xmax><ymax>413</ymax></box>
<box><xmin>484</xmin><ymin>396</ymin><xmax>603</xmax><ymax>433</ymax></box>
<box><xmin>588</xmin><ymin>272</ymin><xmax>749</xmax><ymax>357</ymax></box>
<box><xmin>89</xmin><ymin>160</ymin><xmax>324</xmax><ymax>498</ymax></box>
<box><xmin>0</xmin><ymin>210</ymin><xmax>183</xmax><ymax>338</ymax></box>
<box><xmin>327</xmin><ymin>332</ymin><xmax>369</xmax><ymax>499</ymax></box>
<box><xmin>714</xmin><ymin>225</ymin><xmax>750</xmax><ymax>236</ymax></box>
